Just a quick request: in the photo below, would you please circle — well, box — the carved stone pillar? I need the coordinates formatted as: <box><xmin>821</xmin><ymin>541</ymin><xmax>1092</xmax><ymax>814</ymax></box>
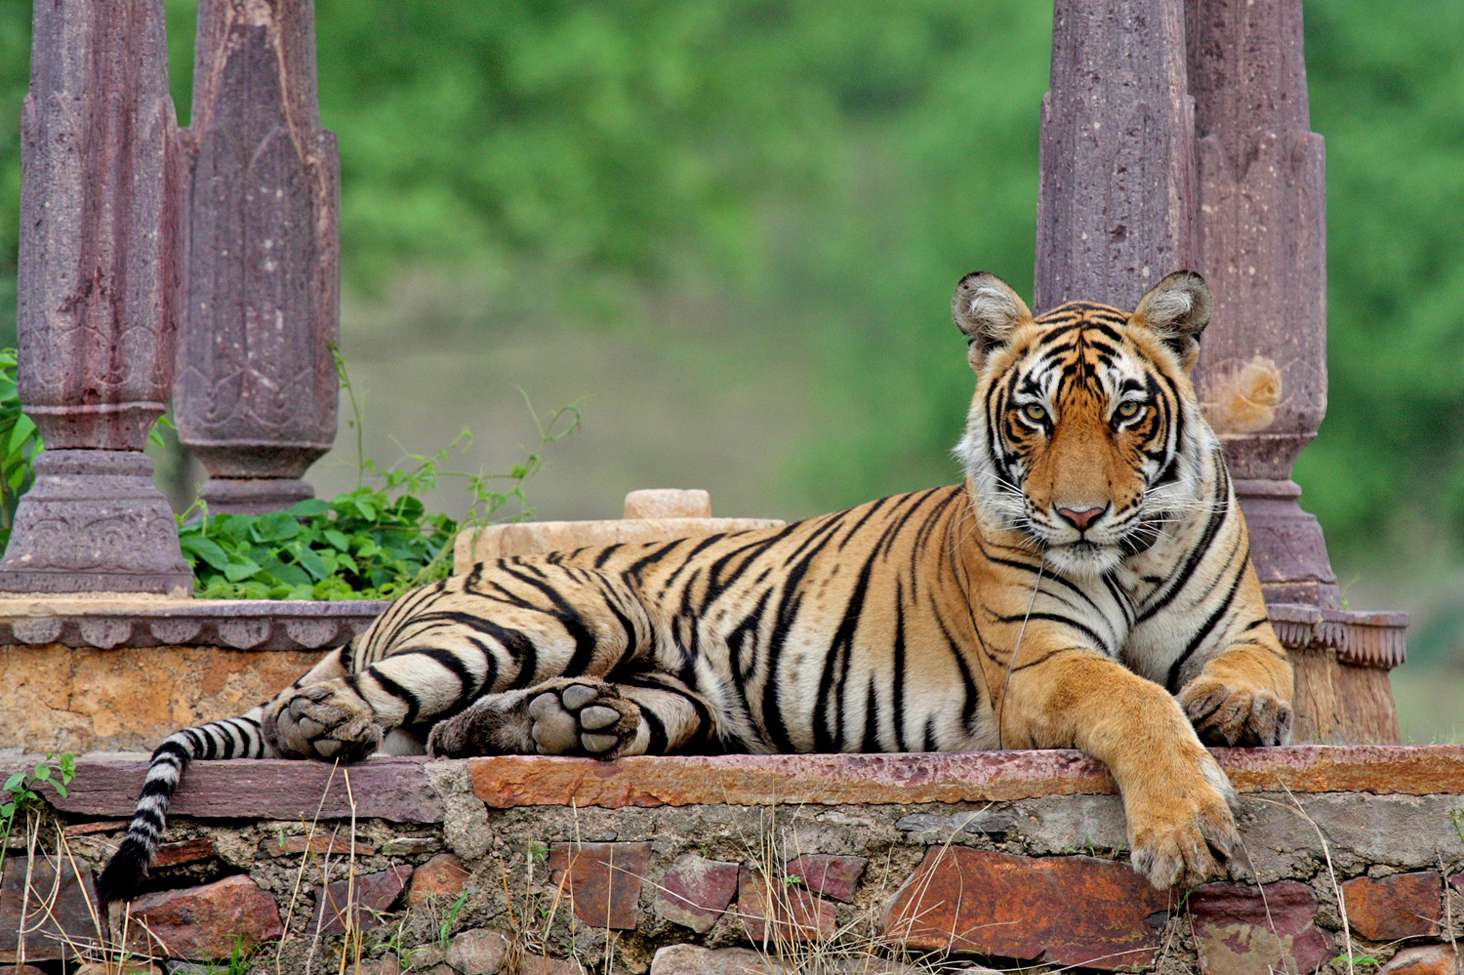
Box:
<box><xmin>1035</xmin><ymin>0</ymin><xmax>1196</xmax><ymax>311</ymax></box>
<box><xmin>174</xmin><ymin>0</ymin><xmax>340</xmax><ymax>515</ymax></box>
<box><xmin>0</xmin><ymin>0</ymin><xmax>191</xmax><ymax>595</ymax></box>
<box><xmin>1184</xmin><ymin>0</ymin><xmax>1333</xmax><ymax>607</ymax></box>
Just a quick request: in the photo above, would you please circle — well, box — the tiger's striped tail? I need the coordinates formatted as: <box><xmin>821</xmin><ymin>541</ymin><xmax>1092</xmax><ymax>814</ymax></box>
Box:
<box><xmin>96</xmin><ymin>708</ymin><xmax>274</xmax><ymax>902</ymax></box>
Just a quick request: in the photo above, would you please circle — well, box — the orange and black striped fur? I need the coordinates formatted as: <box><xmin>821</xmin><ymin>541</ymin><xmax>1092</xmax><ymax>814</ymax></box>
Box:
<box><xmin>99</xmin><ymin>271</ymin><xmax>1292</xmax><ymax>901</ymax></box>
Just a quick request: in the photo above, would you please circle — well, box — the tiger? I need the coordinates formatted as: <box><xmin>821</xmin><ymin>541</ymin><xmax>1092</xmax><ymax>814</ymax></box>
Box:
<box><xmin>98</xmin><ymin>269</ymin><xmax>1293</xmax><ymax>903</ymax></box>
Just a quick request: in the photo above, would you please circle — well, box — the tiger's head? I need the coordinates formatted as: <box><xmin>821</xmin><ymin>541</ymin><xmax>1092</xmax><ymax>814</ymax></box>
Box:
<box><xmin>952</xmin><ymin>270</ymin><xmax>1218</xmax><ymax>577</ymax></box>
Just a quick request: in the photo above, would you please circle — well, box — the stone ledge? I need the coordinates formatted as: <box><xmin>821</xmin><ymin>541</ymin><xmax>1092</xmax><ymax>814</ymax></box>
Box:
<box><xmin>18</xmin><ymin>745</ymin><xmax>1464</xmax><ymax>822</ymax></box>
<box><xmin>0</xmin><ymin>595</ymin><xmax>387</xmax><ymax>650</ymax></box>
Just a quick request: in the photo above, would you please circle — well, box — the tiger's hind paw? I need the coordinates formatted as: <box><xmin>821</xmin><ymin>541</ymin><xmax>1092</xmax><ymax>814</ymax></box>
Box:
<box><xmin>428</xmin><ymin>677</ymin><xmax>641</xmax><ymax>759</ymax></box>
<box><xmin>264</xmin><ymin>680</ymin><xmax>381</xmax><ymax>762</ymax></box>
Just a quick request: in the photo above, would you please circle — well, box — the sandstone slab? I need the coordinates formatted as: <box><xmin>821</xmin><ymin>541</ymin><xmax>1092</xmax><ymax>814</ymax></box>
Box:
<box><xmin>261</xmin><ymin>834</ymin><xmax>375</xmax><ymax>857</ymax></box>
<box><xmin>1188</xmin><ymin>880</ymin><xmax>1332</xmax><ymax>975</ymax></box>
<box><xmin>151</xmin><ymin>837</ymin><xmax>217</xmax><ymax>868</ymax></box>
<box><xmin>1342</xmin><ymin>871</ymin><xmax>1441</xmax><ymax>940</ymax></box>
<box><xmin>785</xmin><ymin>854</ymin><xmax>866</xmax><ymax>903</ymax></box>
<box><xmin>738</xmin><ymin>869</ymin><xmax>836</xmax><ymax>944</ymax></box>
<box><xmin>653</xmin><ymin>854</ymin><xmax>739</xmax><ymax>933</ymax></box>
<box><xmin>128</xmin><ymin>874</ymin><xmax>282</xmax><ymax>960</ymax></box>
<box><xmin>312</xmin><ymin>865</ymin><xmax>412</xmax><ymax>937</ymax></box>
<box><xmin>1</xmin><ymin>857</ymin><xmax>101</xmax><ymax>962</ymax></box>
<box><xmin>882</xmin><ymin>848</ymin><xmax>1169</xmax><ymax>970</ymax></box>
<box><xmin>548</xmin><ymin>842</ymin><xmax>651</xmax><ymax>930</ymax></box>
<box><xmin>407</xmin><ymin>853</ymin><xmax>472</xmax><ymax>906</ymax></box>
<box><xmin>1382</xmin><ymin>944</ymin><xmax>1459</xmax><ymax>975</ymax></box>
<box><xmin>447</xmin><ymin>928</ymin><xmax>509</xmax><ymax>974</ymax></box>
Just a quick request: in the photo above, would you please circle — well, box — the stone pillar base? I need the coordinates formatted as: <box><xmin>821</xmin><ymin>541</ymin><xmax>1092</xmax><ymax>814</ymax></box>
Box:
<box><xmin>1235</xmin><ymin>478</ymin><xmax>1341</xmax><ymax>609</ymax></box>
<box><xmin>0</xmin><ymin>450</ymin><xmax>191</xmax><ymax>595</ymax></box>
<box><xmin>199</xmin><ymin>477</ymin><xmax>315</xmax><ymax>516</ymax></box>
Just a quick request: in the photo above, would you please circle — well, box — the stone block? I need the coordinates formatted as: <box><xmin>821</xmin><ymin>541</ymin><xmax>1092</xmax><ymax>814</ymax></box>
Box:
<box><xmin>128</xmin><ymin>874</ymin><xmax>283</xmax><ymax>961</ymax></box>
<box><xmin>1382</xmin><ymin>944</ymin><xmax>1459</xmax><ymax>975</ymax></box>
<box><xmin>881</xmin><ymin>848</ymin><xmax>1168</xmax><ymax>970</ymax></box>
<box><xmin>894</xmin><ymin>809</ymin><xmax>1018</xmax><ymax>840</ymax></box>
<box><xmin>1188</xmin><ymin>880</ymin><xmax>1332</xmax><ymax>975</ymax></box>
<box><xmin>312</xmin><ymin>865</ymin><xmax>412</xmax><ymax>937</ymax></box>
<box><xmin>1342</xmin><ymin>871</ymin><xmax>1442</xmax><ymax>941</ymax></box>
<box><xmin>380</xmin><ymin>836</ymin><xmax>442</xmax><ymax>857</ymax></box>
<box><xmin>548</xmin><ymin>842</ymin><xmax>651</xmax><ymax>930</ymax></box>
<box><xmin>261</xmin><ymin>834</ymin><xmax>374</xmax><ymax>857</ymax></box>
<box><xmin>650</xmin><ymin>944</ymin><xmax>778</xmax><ymax>975</ymax></box>
<box><xmin>785</xmin><ymin>854</ymin><xmax>865</xmax><ymax>903</ymax></box>
<box><xmin>447</xmin><ymin>928</ymin><xmax>510</xmax><ymax>974</ymax></box>
<box><xmin>151</xmin><ymin>837</ymin><xmax>217</xmax><ymax>868</ymax></box>
<box><xmin>1</xmin><ymin>857</ymin><xmax>101</xmax><ymax>962</ymax></box>
<box><xmin>653</xmin><ymin>854</ymin><xmax>739</xmax><ymax>933</ymax></box>
<box><xmin>737</xmin><ymin>868</ymin><xmax>837</xmax><ymax>944</ymax></box>
<box><xmin>407</xmin><ymin>853</ymin><xmax>472</xmax><ymax>906</ymax></box>
<box><xmin>623</xmin><ymin>490</ymin><xmax>713</xmax><ymax>519</ymax></box>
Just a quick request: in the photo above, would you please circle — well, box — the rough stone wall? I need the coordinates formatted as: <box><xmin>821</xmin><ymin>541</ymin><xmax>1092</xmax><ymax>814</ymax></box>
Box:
<box><xmin>2</xmin><ymin>752</ymin><xmax>1462</xmax><ymax>975</ymax></box>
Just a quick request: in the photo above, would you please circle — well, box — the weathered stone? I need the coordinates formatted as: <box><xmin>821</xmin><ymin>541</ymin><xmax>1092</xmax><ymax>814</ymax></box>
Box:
<box><xmin>0</xmin><ymin>964</ymin><xmax>48</xmax><ymax>974</ymax></box>
<box><xmin>894</xmin><ymin>810</ymin><xmax>1018</xmax><ymax>840</ymax></box>
<box><xmin>406</xmin><ymin>853</ymin><xmax>472</xmax><ymax>906</ymax></box>
<box><xmin>313</xmin><ymin>865</ymin><xmax>412</xmax><ymax>937</ymax></box>
<box><xmin>882</xmin><ymin>848</ymin><xmax>1168</xmax><ymax>970</ymax></box>
<box><xmin>1381</xmin><ymin>944</ymin><xmax>1459</xmax><ymax>975</ymax></box>
<box><xmin>353</xmin><ymin>959</ymin><xmax>401</xmax><ymax>975</ymax></box>
<box><xmin>261</xmin><ymin>834</ymin><xmax>375</xmax><ymax>857</ymax></box>
<box><xmin>151</xmin><ymin>837</ymin><xmax>218</xmax><ymax>868</ymax></box>
<box><xmin>380</xmin><ymin>836</ymin><xmax>442</xmax><ymax>857</ymax></box>
<box><xmin>455</xmin><ymin>517</ymin><xmax>783</xmax><ymax>574</ymax></box>
<box><xmin>1</xmin><ymin>857</ymin><xmax>101</xmax><ymax>962</ymax></box>
<box><xmin>785</xmin><ymin>854</ymin><xmax>865</xmax><ymax>903</ymax></box>
<box><xmin>738</xmin><ymin>869</ymin><xmax>837</xmax><ymax>944</ymax></box>
<box><xmin>76</xmin><ymin>963</ymin><xmax>160</xmax><ymax>975</ymax></box>
<box><xmin>623</xmin><ymin>489</ymin><xmax>713</xmax><ymax>520</ymax></box>
<box><xmin>1342</xmin><ymin>871</ymin><xmax>1442</xmax><ymax>941</ymax></box>
<box><xmin>548</xmin><ymin>843</ymin><xmax>651</xmax><ymax>930</ymax></box>
<box><xmin>517</xmin><ymin>953</ymin><xmax>584</xmax><ymax>975</ymax></box>
<box><xmin>1188</xmin><ymin>881</ymin><xmax>1332</xmax><ymax>975</ymax></box>
<box><xmin>650</xmin><ymin>944</ymin><xmax>778</xmax><ymax>975</ymax></box>
<box><xmin>446</xmin><ymin>928</ymin><xmax>510</xmax><ymax>974</ymax></box>
<box><xmin>128</xmin><ymin>874</ymin><xmax>283</xmax><ymax>961</ymax></box>
<box><xmin>468</xmin><ymin>746</ymin><xmax>1464</xmax><ymax>810</ymax></box>
<box><xmin>62</xmin><ymin>819</ymin><xmax>130</xmax><ymax>836</ymax></box>
<box><xmin>1013</xmin><ymin>794</ymin><xmax>1129</xmax><ymax>854</ymax></box>
<box><xmin>653</xmin><ymin>855</ymin><xmax>740</xmax><ymax>933</ymax></box>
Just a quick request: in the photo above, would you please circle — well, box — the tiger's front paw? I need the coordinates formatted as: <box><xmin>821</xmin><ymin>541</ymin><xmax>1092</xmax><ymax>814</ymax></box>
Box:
<box><xmin>1126</xmin><ymin>750</ymin><xmax>1238</xmax><ymax>889</ymax></box>
<box><xmin>264</xmin><ymin>680</ymin><xmax>382</xmax><ymax>762</ymax></box>
<box><xmin>1179</xmin><ymin>676</ymin><xmax>1292</xmax><ymax>746</ymax></box>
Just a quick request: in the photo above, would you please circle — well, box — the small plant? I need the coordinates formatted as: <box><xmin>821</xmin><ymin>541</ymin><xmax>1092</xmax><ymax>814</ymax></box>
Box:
<box><xmin>1449</xmin><ymin>806</ymin><xmax>1464</xmax><ymax>844</ymax></box>
<box><xmin>0</xmin><ymin>752</ymin><xmax>76</xmax><ymax>874</ymax></box>
<box><xmin>1332</xmin><ymin>953</ymin><xmax>1381</xmax><ymax>969</ymax></box>
<box><xmin>438</xmin><ymin>889</ymin><xmax>471</xmax><ymax>950</ymax></box>
<box><xmin>0</xmin><ymin>348</ymin><xmax>42</xmax><ymax>553</ymax></box>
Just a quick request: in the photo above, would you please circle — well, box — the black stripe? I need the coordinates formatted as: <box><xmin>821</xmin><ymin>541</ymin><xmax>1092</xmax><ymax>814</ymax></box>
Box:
<box><xmin>1167</xmin><ymin>554</ymin><xmax>1248</xmax><ymax>691</ymax></box>
<box><xmin>368</xmin><ymin>668</ymin><xmax>422</xmax><ymax>726</ymax></box>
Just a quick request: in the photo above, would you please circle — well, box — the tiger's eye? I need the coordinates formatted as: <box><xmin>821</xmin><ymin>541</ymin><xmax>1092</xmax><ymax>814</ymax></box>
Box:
<box><xmin>1021</xmin><ymin>404</ymin><xmax>1047</xmax><ymax>424</ymax></box>
<box><xmin>1116</xmin><ymin>401</ymin><xmax>1142</xmax><ymax>420</ymax></box>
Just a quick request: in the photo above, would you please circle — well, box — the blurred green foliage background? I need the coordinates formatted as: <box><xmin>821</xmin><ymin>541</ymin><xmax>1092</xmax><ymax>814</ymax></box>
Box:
<box><xmin>0</xmin><ymin>2</ymin><xmax>1458</xmax><ymax>733</ymax></box>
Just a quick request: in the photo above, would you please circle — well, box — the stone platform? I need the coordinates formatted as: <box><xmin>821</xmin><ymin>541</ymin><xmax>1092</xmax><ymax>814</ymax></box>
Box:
<box><xmin>2</xmin><ymin>747</ymin><xmax>1462</xmax><ymax>974</ymax></box>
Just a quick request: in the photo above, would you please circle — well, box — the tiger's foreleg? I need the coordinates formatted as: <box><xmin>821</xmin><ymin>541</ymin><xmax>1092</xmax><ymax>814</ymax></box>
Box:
<box><xmin>427</xmin><ymin>671</ymin><xmax>717</xmax><ymax>759</ymax></box>
<box><xmin>1174</xmin><ymin>574</ymin><xmax>1294</xmax><ymax>746</ymax></box>
<box><xmin>996</xmin><ymin>636</ymin><xmax>1238</xmax><ymax>890</ymax></box>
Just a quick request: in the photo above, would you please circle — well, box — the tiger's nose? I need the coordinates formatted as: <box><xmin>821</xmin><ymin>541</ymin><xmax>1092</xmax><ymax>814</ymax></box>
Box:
<box><xmin>1055</xmin><ymin>505</ymin><xmax>1106</xmax><ymax>531</ymax></box>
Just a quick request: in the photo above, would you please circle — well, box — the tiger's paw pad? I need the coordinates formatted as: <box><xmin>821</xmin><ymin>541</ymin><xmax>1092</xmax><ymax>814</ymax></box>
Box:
<box><xmin>264</xmin><ymin>681</ymin><xmax>381</xmax><ymax>762</ymax></box>
<box><xmin>527</xmin><ymin>679</ymin><xmax>640</xmax><ymax>758</ymax></box>
<box><xmin>1180</xmin><ymin>677</ymin><xmax>1293</xmax><ymax>746</ymax></box>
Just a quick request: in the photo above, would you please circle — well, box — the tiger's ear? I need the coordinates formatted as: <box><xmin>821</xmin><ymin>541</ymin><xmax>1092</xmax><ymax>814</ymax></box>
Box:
<box><xmin>1133</xmin><ymin>271</ymin><xmax>1212</xmax><ymax>371</ymax></box>
<box><xmin>952</xmin><ymin>272</ymin><xmax>1033</xmax><ymax>371</ymax></box>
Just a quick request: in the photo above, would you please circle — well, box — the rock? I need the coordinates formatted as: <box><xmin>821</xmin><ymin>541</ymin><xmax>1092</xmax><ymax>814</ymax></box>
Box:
<box><xmin>622</xmin><ymin>489</ymin><xmax>713</xmax><ymax>519</ymax></box>
<box><xmin>547</xmin><ymin>842</ymin><xmax>651</xmax><ymax>930</ymax></box>
<box><xmin>128</xmin><ymin>874</ymin><xmax>283</xmax><ymax>961</ymax></box>
<box><xmin>1382</xmin><ymin>944</ymin><xmax>1459</xmax><ymax>975</ymax></box>
<box><xmin>653</xmin><ymin>855</ymin><xmax>740</xmax><ymax>933</ymax></box>
<box><xmin>516</xmin><ymin>952</ymin><xmax>584</xmax><ymax>975</ymax></box>
<box><xmin>353</xmin><ymin>958</ymin><xmax>401</xmax><ymax>975</ymax></box>
<box><xmin>738</xmin><ymin>868</ymin><xmax>836</xmax><ymax>943</ymax></box>
<box><xmin>407</xmin><ymin>853</ymin><xmax>472</xmax><ymax>906</ymax></box>
<box><xmin>894</xmin><ymin>809</ymin><xmax>1018</xmax><ymax>840</ymax></box>
<box><xmin>447</xmin><ymin>928</ymin><xmax>510</xmax><ymax>974</ymax></box>
<box><xmin>75</xmin><ymin>964</ymin><xmax>160</xmax><ymax>975</ymax></box>
<box><xmin>261</xmin><ymin>834</ymin><xmax>375</xmax><ymax>857</ymax></box>
<box><xmin>650</xmin><ymin>944</ymin><xmax>778</xmax><ymax>975</ymax></box>
<box><xmin>151</xmin><ymin>837</ymin><xmax>218</xmax><ymax>868</ymax></box>
<box><xmin>785</xmin><ymin>854</ymin><xmax>866</xmax><ymax>903</ymax></box>
<box><xmin>1</xmin><ymin>857</ymin><xmax>100</xmax><ymax>962</ymax></box>
<box><xmin>1188</xmin><ymin>881</ymin><xmax>1333</xmax><ymax>975</ymax></box>
<box><xmin>380</xmin><ymin>836</ymin><xmax>442</xmax><ymax>857</ymax></box>
<box><xmin>1342</xmin><ymin>871</ymin><xmax>1442</xmax><ymax>940</ymax></box>
<box><xmin>882</xmin><ymin>848</ymin><xmax>1168</xmax><ymax>970</ymax></box>
<box><xmin>312</xmin><ymin>864</ymin><xmax>413</xmax><ymax>937</ymax></box>
<box><xmin>0</xmin><ymin>965</ymin><xmax>50</xmax><ymax>975</ymax></box>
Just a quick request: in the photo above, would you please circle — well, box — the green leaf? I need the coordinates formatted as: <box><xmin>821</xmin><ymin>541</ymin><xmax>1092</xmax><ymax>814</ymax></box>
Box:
<box><xmin>323</xmin><ymin>529</ymin><xmax>350</xmax><ymax>551</ymax></box>
<box><xmin>251</xmin><ymin>512</ymin><xmax>302</xmax><ymax>543</ymax></box>
<box><xmin>222</xmin><ymin>558</ymin><xmax>263</xmax><ymax>583</ymax></box>
<box><xmin>286</xmin><ymin>498</ymin><xmax>332</xmax><ymax>517</ymax></box>
<box><xmin>52</xmin><ymin>781</ymin><xmax>68</xmax><ymax>799</ymax></box>
<box><xmin>3</xmin><ymin>772</ymin><xmax>23</xmax><ymax>793</ymax></box>
<box><xmin>32</xmin><ymin>763</ymin><xmax>50</xmax><ymax>781</ymax></box>
<box><xmin>295</xmin><ymin>545</ymin><xmax>329</xmax><ymax>581</ymax></box>
<box><xmin>181</xmin><ymin>535</ymin><xmax>232</xmax><ymax>571</ymax></box>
